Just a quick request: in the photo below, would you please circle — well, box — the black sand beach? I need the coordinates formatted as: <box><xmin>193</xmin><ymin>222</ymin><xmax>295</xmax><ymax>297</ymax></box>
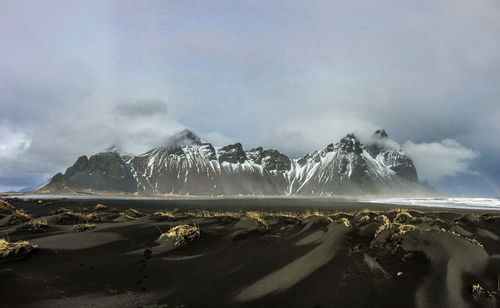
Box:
<box><xmin>1</xmin><ymin>197</ymin><xmax>500</xmax><ymax>307</ymax></box>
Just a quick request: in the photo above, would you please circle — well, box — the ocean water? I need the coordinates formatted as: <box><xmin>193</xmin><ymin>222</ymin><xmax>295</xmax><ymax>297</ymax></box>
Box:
<box><xmin>368</xmin><ymin>197</ymin><xmax>500</xmax><ymax>211</ymax></box>
<box><xmin>5</xmin><ymin>194</ymin><xmax>500</xmax><ymax>211</ymax></box>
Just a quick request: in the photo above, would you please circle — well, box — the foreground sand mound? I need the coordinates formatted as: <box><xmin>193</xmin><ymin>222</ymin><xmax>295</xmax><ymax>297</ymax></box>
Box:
<box><xmin>233</xmin><ymin>217</ymin><xmax>270</xmax><ymax>232</ymax></box>
<box><xmin>0</xmin><ymin>199</ymin><xmax>32</xmax><ymax>226</ymax></box>
<box><xmin>0</xmin><ymin>199</ymin><xmax>16</xmax><ymax>216</ymax></box>
<box><xmin>0</xmin><ymin>239</ymin><xmax>37</xmax><ymax>262</ymax></box>
<box><xmin>403</xmin><ymin>230</ymin><xmax>491</xmax><ymax>308</ymax></box>
<box><xmin>157</xmin><ymin>224</ymin><xmax>200</xmax><ymax>248</ymax></box>
<box><xmin>74</xmin><ymin>223</ymin><xmax>96</xmax><ymax>232</ymax></box>
<box><xmin>54</xmin><ymin>211</ymin><xmax>101</xmax><ymax>225</ymax></box>
<box><xmin>3</xmin><ymin>199</ymin><xmax>500</xmax><ymax>307</ymax></box>
<box><xmin>94</xmin><ymin>204</ymin><xmax>108</xmax><ymax>211</ymax></box>
<box><xmin>24</xmin><ymin>219</ymin><xmax>50</xmax><ymax>233</ymax></box>
<box><xmin>235</xmin><ymin>220</ymin><xmax>350</xmax><ymax>302</ymax></box>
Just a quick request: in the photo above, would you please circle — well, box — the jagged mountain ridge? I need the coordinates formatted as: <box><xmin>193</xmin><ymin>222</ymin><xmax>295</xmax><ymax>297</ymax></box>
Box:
<box><xmin>41</xmin><ymin>129</ymin><xmax>432</xmax><ymax>196</ymax></box>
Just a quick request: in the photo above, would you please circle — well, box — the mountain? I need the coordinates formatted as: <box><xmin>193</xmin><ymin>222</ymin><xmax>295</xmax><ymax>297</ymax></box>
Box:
<box><xmin>39</xmin><ymin>129</ymin><xmax>434</xmax><ymax>196</ymax></box>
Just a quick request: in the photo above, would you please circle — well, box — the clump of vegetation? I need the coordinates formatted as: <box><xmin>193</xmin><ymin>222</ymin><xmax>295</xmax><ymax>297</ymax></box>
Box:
<box><xmin>334</xmin><ymin>217</ymin><xmax>351</xmax><ymax>228</ymax></box>
<box><xmin>37</xmin><ymin>201</ymin><xmax>52</xmax><ymax>207</ymax></box>
<box><xmin>301</xmin><ymin>214</ymin><xmax>333</xmax><ymax>226</ymax></box>
<box><xmin>358</xmin><ymin>215</ymin><xmax>371</xmax><ymax>224</ymax></box>
<box><xmin>375</xmin><ymin>222</ymin><xmax>416</xmax><ymax>240</ymax></box>
<box><xmin>0</xmin><ymin>199</ymin><xmax>33</xmax><ymax>225</ymax></box>
<box><xmin>358</xmin><ymin>209</ymin><xmax>382</xmax><ymax>216</ymax></box>
<box><xmin>74</xmin><ymin>223</ymin><xmax>96</xmax><ymax>232</ymax></box>
<box><xmin>245</xmin><ymin>211</ymin><xmax>268</xmax><ymax>226</ymax></box>
<box><xmin>9</xmin><ymin>209</ymin><xmax>32</xmax><ymax>225</ymax></box>
<box><xmin>472</xmin><ymin>283</ymin><xmax>486</xmax><ymax>300</ymax></box>
<box><xmin>353</xmin><ymin>214</ymin><xmax>371</xmax><ymax>227</ymax></box>
<box><xmin>199</xmin><ymin>210</ymin><xmax>242</xmax><ymax>220</ymax></box>
<box><xmin>118</xmin><ymin>208</ymin><xmax>145</xmax><ymax>220</ymax></box>
<box><xmin>159</xmin><ymin>224</ymin><xmax>200</xmax><ymax>247</ymax></box>
<box><xmin>392</xmin><ymin>210</ymin><xmax>414</xmax><ymax>224</ymax></box>
<box><xmin>330</xmin><ymin>211</ymin><xmax>354</xmax><ymax>220</ymax></box>
<box><xmin>0</xmin><ymin>239</ymin><xmax>37</xmax><ymax>260</ymax></box>
<box><xmin>24</xmin><ymin>219</ymin><xmax>49</xmax><ymax>232</ymax></box>
<box><xmin>471</xmin><ymin>282</ymin><xmax>497</xmax><ymax>300</ymax></box>
<box><xmin>94</xmin><ymin>204</ymin><xmax>108</xmax><ymax>211</ymax></box>
<box><xmin>153</xmin><ymin>210</ymin><xmax>177</xmax><ymax>219</ymax></box>
<box><xmin>56</xmin><ymin>210</ymin><xmax>101</xmax><ymax>225</ymax></box>
<box><xmin>303</xmin><ymin>209</ymin><xmax>336</xmax><ymax>219</ymax></box>
<box><xmin>121</xmin><ymin>208</ymin><xmax>144</xmax><ymax>219</ymax></box>
<box><xmin>446</xmin><ymin>228</ymin><xmax>484</xmax><ymax>248</ymax></box>
<box><xmin>465</xmin><ymin>213</ymin><xmax>481</xmax><ymax>223</ymax></box>
<box><xmin>373</xmin><ymin>213</ymin><xmax>416</xmax><ymax>244</ymax></box>
<box><xmin>55</xmin><ymin>207</ymin><xmax>71</xmax><ymax>214</ymax></box>
<box><xmin>481</xmin><ymin>214</ymin><xmax>500</xmax><ymax>222</ymax></box>
<box><xmin>0</xmin><ymin>199</ymin><xmax>16</xmax><ymax>217</ymax></box>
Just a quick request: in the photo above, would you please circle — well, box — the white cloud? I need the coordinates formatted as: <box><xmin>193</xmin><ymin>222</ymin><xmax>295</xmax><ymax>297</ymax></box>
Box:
<box><xmin>403</xmin><ymin>139</ymin><xmax>480</xmax><ymax>182</ymax></box>
<box><xmin>200</xmin><ymin>131</ymin><xmax>234</xmax><ymax>147</ymax></box>
<box><xmin>0</xmin><ymin>128</ymin><xmax>31</xmax><ymax>159</ymax></box>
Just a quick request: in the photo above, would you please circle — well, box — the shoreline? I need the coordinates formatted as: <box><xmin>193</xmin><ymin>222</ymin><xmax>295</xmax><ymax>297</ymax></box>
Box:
<box><xmin>2</xmin><ymin>194</ymin><xmax>499</xmax><ymax>214</ymax></box>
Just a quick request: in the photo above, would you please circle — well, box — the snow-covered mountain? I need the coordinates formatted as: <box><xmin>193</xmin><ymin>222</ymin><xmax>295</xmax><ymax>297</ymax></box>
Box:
<box><xmin>40</xmin><ymin>129</ymin><xmax>434</xmax><ymax>196</ymax></box>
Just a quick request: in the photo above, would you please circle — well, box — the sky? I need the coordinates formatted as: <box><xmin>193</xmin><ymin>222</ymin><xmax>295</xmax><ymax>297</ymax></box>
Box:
<box><xmin>1</xmin><ymin>0</ymin><xmax>499</xmax><ymax>196</ymax></box>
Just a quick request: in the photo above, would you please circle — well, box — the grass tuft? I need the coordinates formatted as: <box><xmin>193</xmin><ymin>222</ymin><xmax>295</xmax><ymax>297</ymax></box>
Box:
<box><xmin>94</xmin><ymin>204</ymin><xmax>108</xmax><ymax>211</ymax></box>
<box><xmin>159</xmin><ymin>224</ymin><xmax>200</xmax><ymax>247</ymax></box>
<box><xmin>153</xmin><ymin>210</ymin><xmax>176</xmax><ymax>218</ymax></box>
<box><xmin>74</xmin><ymin>223</ymin><xmax>96</xmax><ymax>232</ymax></box>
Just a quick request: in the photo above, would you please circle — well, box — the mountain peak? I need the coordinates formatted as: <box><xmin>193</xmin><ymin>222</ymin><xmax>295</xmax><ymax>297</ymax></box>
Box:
<box><xmin>373</xmin><ymin>129</ymin><xmax>388</xmax><ymax>139</ymax></box>
<box><xmin>106</xmin><ymin>145</ymin><xmax>123</xmax><ymax>153</ymax></box>
<box><xmin>166</xmin><ymin>129</ymin><xmax>202</xmax><ymax>147</ymax></box>
<box><xmin>337</xmin><ymin>133</ymin><xmax>363</xmax><ymax>154</ymax></box>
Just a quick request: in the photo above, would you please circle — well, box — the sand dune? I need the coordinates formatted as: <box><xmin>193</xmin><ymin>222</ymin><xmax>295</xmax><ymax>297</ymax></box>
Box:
<box><xmin>235</xmin><ymin>221</ymin><xmax>348</xmax><ymax>302</ymax></box>
<box><xmin>1</xmin><ymin>197</ymin><xmax>500</xmax><ymax>307</ymax></box>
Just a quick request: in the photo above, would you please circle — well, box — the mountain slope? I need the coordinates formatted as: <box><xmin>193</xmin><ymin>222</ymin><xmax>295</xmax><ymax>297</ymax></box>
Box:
<box><xmin>40</xmin><ymin>129</ymin><xmax>433</xmax><ymax>196</ymax></box>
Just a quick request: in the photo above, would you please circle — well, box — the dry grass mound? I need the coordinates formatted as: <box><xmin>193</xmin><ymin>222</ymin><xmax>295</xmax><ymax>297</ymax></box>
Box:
<box><xmin>153</xmin><ymin>210</ymin><xmax>176</xmax><ymax>219</ymax></box>
<box><xmin>333</xmin><ymin>217</ymin><xmax>351</xmax><ymax>228</ymax></box>
<box><xmin>0</xmin><ymin>199</ymin><xmax>33</xmax><ymax>225</ymax></box>
<box><xmin>55</xmin><ymin>210</ymin><xmax>101</xmax><ymax>225</ymax></box>
<box><xmin>0</xmin><ymin>199</ymin><xmax>16</xmax><ymax>216</ymax></box>
<box><xmin>392</xmin><ymin>210</ymin><xmax>414</xmax><ymax>224</ymax></box>
<box><xmin>159</xmin><ymin>224</ymin><xmax>200</xmax><ymax>247</ymax></box>
<box><xmin>9</xmin><ymin>209</ymin><xmax>32</xmax><ymax>225</ymax></box>
<box><xmin>55</xmin><ymin>207</ymin><xmax>71</xmax><ymax>214</ymax></box>
<box><xmin>74</xmin><ymin>223</ymin><xmax>96</xmax><ymax>232</ymax></box>
<box><xmin>121</xmin><ymin>208</ymin><xmax>144</xmax><ymax>219</ymax></box>
<box><xmin>0</xmin><ymin>239</ymin><xmax>37</xmax><ymax>261</ymax></box>
<box><xmin>94</xmin><ymin>204</ymin><xmax>108</xmax><ymax>211</ymax></box>
<box><xmin>24</xmin><ymin>219</ymin><xmax>49</xmax><ymax>232</ymax></box>
<box><xmin>245</xmin><ymin>212</ymin><xmax>270</xmax><ymax>228</ymax></box>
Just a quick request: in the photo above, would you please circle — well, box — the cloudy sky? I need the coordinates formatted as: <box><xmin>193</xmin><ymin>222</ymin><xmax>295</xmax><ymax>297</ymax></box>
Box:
<box><xmin>1</xmin><ymin>0</ymin><xmax>499</xmax><ymax>195</ymax></box>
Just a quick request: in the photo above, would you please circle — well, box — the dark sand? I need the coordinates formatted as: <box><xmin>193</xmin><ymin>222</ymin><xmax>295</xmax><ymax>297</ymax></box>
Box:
<box><xmin>1</xmin><ymin>197</ymin><xmax>500</xmax><ymax>307</ymax></box>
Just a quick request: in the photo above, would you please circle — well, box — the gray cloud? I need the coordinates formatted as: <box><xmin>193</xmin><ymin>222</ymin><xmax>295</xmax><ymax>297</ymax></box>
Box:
<box><xmin>115</xmin><ymin>99</ymin><xmax>168</xmax><ymax>117</ymax></box>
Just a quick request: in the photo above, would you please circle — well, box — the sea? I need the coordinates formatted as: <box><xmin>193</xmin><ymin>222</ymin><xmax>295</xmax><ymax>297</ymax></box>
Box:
<box><xmin>367</xmin><ymin>197</ymin><xmax>500</xmax><ymax>211</ymax></box>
